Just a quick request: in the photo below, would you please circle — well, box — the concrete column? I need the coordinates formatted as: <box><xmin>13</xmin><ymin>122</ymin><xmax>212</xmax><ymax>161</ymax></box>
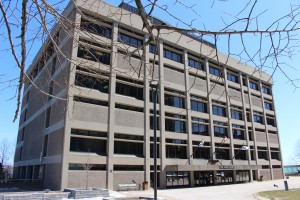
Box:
<box><xmin>204</xmin><ymin>59</ymin><xmax>215</xmax><ymax>160</ymax></box>
<box><xmin>238</xmin><ymin>72</ymin><xmax>253</xmax><ymax>181</ymax></box>
<box><xmin>246</xmin><ymin>76</ymin><xmax>259</xmax><ymax>165</ymax></box>
<box><xmin>267</xmin><ymin>84</ymin><xmax>284</xmax><ymax>178</ymax></box>
<box><xmin>213</xmin><ymin>171</ymin><xmax>217</xmax><ymax>185</ymax></box>
<box><xmin>233</xmin><ymin>170</ymin><xmax>237</xmax><ymax>183</ymax></box>
<box><xmin>183</xmin><ymin>50</ymin><xmax>193</xmax><ymax>165</ymax></box>
<box><xmin>158</xmin><ymin>39</ymin><xmax>166</xmax><ymax>188</ymax></box>
<box><xmin>190</xmin><ymin>171</ymin><xmax>195</xmax><ymax>187</ymax></box>
<box><xmin>144</xmin><ymin>35</ymin><xmax>151</xmax><ymax>184</ymax></box>
<box><xmin>106</xmin><ymin>22</ymin><xmax>119</xmax><ymax>190</ymax></box>
<box><xmin>60</xmin><ymin>10</ymin><xmax>82</xmax><ymax>190</ymax></box>
<box><xmin>259</xmin><ymin>80</ymin><xmax>273</xmax><ymax>179</ymax></box>
<box><xmin>223</xmin><ymin>67</ymin><xmax>235</xmax><ymax>165</ymax></box>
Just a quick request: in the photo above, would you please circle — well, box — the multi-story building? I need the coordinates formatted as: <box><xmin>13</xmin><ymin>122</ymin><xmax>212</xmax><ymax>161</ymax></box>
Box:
<box><xmin>13</xmin><ymin>0</ymin><xmax>284</xmax><ymax>190</ymax></box>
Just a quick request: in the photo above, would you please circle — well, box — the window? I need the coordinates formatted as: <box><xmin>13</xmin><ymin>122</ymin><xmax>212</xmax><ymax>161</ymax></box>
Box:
<box><xmin>165</xmin><ymin>113</ymin><xmax>186</xmax><ymax>133</ymax></box>
<box><xmin>212</xmin><ymin>101</ymin><xmax>226</xmax><ymax>117</ymax></box>
<box><xmin>209</xmin><ymin>66</ymin><xmax>221</xmax><ymax>76</ymax></box>
<box><xmin>188</xmin><ymin>58</ymin><xmax>204</xmax><ymax>71</ymax></box>
<box><xmin>23</xmin><ymin>108</ymin><xmax>27</xmax><ymax>123</ymax></box>
<box><xmin>75</xmin><ymin>73</ymin><xmax>109</xmax><ymax>93</ymax></box>
<box><xmin>116</xmin><ymin>82</ymin><xmax>143</xmax><ymax>100</ymax></box>
<box><xmin>192</xmin><ymin>123</ymin><xmax>209</xmax><ymax>136</ymax></box>
<box><xmin>166</xmin><ymin>139</ymin><xmax>187</xmax><ymax>159</ymax></box>
<box><xmin>166</xmin><ymin>171</ymin><xmax>190</xmax><ymax>187</ymax></box>
<box><xmin>114</xmin><ymin>165</ymin><xmax>143</xmax><ymax>171</ymax></box>
<box><xmin>51</xmin><ymin>56</ymin><xmax>57</xmax><ymax>75</ymax></box>
<box><xmin>150</xmin><ymin>136</ymin><xmax>160</xmax><ymax>158</ymax></box>
<box><xmin>71</xmin><ymin>129</ymin><xmax>107</xmax><ymax>138</ymax></box>
<box><xmin>253</xmin><ymin>112</ymin><xmax>263</xmax><ymax>124</ymax></box>
<box><xmin>149</xmin><ymin>44</ymin><xmax>157</xmax><ymax>54</ymax></box>
<box><xmin>21</xmin><ymin>128</ymin><xmax>25</xmax><ymax>142</ymax></box>
<box><xmin>232</xmin><ymin>125</ymin><xmax>245</xmax><ymax>140</ymax></box>
<box><xmin>227</xmin><ymin>72</ymin><xmax>239</xmax><ymax>83</ymax></box>
<box><xmin>262</xmin><ymin>86</ymin><xmax>271</xmax><ymax>95</ymax></box>
<box><xmin>42</xmin><ymin>135</ymin><xmax>48</xmax><ymax>157</ymax></box>
<box><xmin>192</xmin><ymin>146</ymin><xmax>210</xmax><ymax>159</ymax></box>
<box><xmin>74</xmin><ymin>96</ymin><xmax>109</xmax><ymax>107</ymax></box>
<box><xmin>249</xmin><ymin>81</ymin><xmax>258</xmax><ymax>90</ymax></box>
<box><xmin>69</xmin><ymin>163</ymin><xmax>106</xmax><ymax>171</ymax></box>
<box><xmin>246</xmin><ymin>109</ymin><xmax>251</xmax><ymax>122</ymax></box>
<box><xmin>264</xmin><ymin>102</ymin><xmax>273</xmax><ymax>110</ymax></box>
<box><xmin>231</xmin><ymin>110</ymin><xmax>243</xmax><ymax>120</ymax></box>
<box><xmin>234</xmin><ymin>149</ymin><xmax>247</xmax><ymax>160</ymax></box>
<box><xmin>163</xmin><ymin>49</ymin><xmax>182</xmax><ymax>63</ymax></box>
<box><xmin>190</xmin><ymin>95</ymin><xmax>207</xmax><ymax>113</ymax></box>
<box><xmin>149</xmin><ymin>89</ymin><xmax>160</xmax><ymax>103</ymax></box>
<box><xmin>45</xmin><ymin>107</ymin><xmax>51</xmax><ymax>128</ymax></box>
<box><xmin>150</xmin><ymin>116</ymin><xmax>160</xmax><ymax>130</ymax></box>
<box><xmin>258</xmin><ymin>151</ymin><xmax>268</xmax><ymax>160</ymax></box>
<box><xmin>70</xmin><ymin>137</ymin><xmax>107</xmax><ymax>155</ymax></box>
<box><xmin>80</xmin><ymin>18</ymin><xmax>111</xmax><ymax>38</ymax></box>
<box><xmin>271</xmin><ymin>152</ymin><xmax>280</xmax><ymax>160</ymax></box>
<box><xmin>119</xmin><ymin>33</ymin><xmax>142</xmax><ymax>47</ymax></box>
<box><xmin>231</xmin><ymin>106</ymin><xmax>243</xmax><ymax>120</ymax></box>
<box><xmin>77</xmin><ymin>45</ymin><xmax>110</xmax><ymax>64</ymax></box>
<box><xmin>216</xmin><ymin>148</ymin><xmax>230</xmax><ymax>160</ymax></box>
<box><xmin>214</xmin><ymin>121</ymin><xmax>228</xmax><ymax>137</ymax></box>
<box><xmin>164</xmin><ymin>89</ymin><xmax>185</xmax><ymax>109</ymax></box>
<box><xmin>115</xmin><ymin>104</ymin><xmax>143</xmax><ymax>112</ymax></box>
<box><xmin>48</xmin><ymin>81</ymin><xmax>54</xmax><ymax>101</ymax></box>
<box><xmin>192</xmin><ymin>117</ymin><xmax>209</xmax><ymax>136</ymax></box>
<box><xmin>114</xmin><ymin>141</ymin><xmax>143</xmax><ymax>157</ymax></box>
<box><xmin>267</xmin><ymin>117</ymin><xmax>276</xmax><ymax>127</ymax></box>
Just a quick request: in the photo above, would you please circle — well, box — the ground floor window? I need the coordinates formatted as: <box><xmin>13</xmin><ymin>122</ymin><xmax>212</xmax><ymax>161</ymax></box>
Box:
<box><xmin>236</xmin><ymin>170</ymin><xmax>250</xmax><ymax>182</ymax></box>
<box><xmin>216</xmin><ymin>171</ymin><xmax>234</xmax><ymax>184</ymax></box>
<box><xmin>166</xmin><ymin>171</ymin><xmax>190</xmax><ymax>187</ymax></box>
<box><xmin>194</xmin><ymin>171</ymin><xmax>214</xmax><ymax>186</ymax></box>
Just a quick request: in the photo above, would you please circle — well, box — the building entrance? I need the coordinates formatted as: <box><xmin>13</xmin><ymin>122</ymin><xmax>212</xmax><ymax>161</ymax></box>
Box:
<box><xmin>216</xmin><ymin>170</ymin><xmax>234</xmax><ymax>184</ymax></box>
<box><xmin>194</xmin><ymin>171</ymin><xmax>214</xmax><ymax>186</ymax></box>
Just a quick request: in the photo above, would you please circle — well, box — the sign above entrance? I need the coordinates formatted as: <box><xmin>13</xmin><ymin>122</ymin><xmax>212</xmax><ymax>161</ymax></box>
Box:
<box><xmin>219</xmin><ymin>165</ymin><xmax>235</xmax><ymax>169</ymax></box>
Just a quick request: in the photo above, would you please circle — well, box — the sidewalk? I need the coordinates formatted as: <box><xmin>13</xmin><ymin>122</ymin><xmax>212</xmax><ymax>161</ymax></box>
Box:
<box><xmin>119</xmin><ymin>177</ymin><xmax>300</xmax><ymax>200</ymax></box>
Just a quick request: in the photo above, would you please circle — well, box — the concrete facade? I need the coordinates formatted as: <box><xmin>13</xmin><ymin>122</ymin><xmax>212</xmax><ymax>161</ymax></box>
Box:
<box><xmin>14</xmin><ymin>0</ymin><xmax>284</xmax><ymax>191</ymax></box>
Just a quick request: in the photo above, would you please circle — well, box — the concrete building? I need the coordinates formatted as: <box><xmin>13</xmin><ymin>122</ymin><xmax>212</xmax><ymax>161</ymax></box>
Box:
<box><xmin>13</xmin><ymin>0</ymin><xmax>284</xmax><ymax>190</ymax></box>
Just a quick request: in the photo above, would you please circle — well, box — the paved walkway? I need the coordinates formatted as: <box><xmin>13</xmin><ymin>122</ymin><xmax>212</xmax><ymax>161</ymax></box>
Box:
<box><xmin>119</xmin><ymin>177</ymin><xmax>300</xmax><ymax>200</ymax></box>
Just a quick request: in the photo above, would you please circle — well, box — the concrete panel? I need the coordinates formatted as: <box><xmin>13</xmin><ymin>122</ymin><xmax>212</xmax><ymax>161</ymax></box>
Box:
<box><xmin>21</xmin><ymin>114</ymin><xmax>45</xmax><ymax>160</ymax></box>
<box><xmin>47</xmin><ymin>129</ymin><xmax>64</xmax><ymax>156</ymax></box>
<box><xmin>273</xmin><ymin>169</ymin><xmax>284</xmax><ymax>179</ymax></box>
<box><xmin>164</xmin><ymin>67</ymin><xmax>185</xmax><ymax>86</ymax></box>
<box><xmin>73</xmin><ymin>102</ymin><xmax>109</xmax><ymax>124</ymax></box>
<box><xmin>116</xmin><ymin>54</ymin><xmax>143</xmax><ymax>73</ymax></box>
<box><xmin>268</xmin><ymin>134</ymin><xmax>279</xmax><ymax>144</ymax></box>
<box><xmin>68</xmin><ymin>171</ymin><xmax>106</xmax><ymax>189</ymax></box>
<box><xmin>189</xmin><ymin>76</ymin><xmax>207</xmax><ymax>92</ymax></box>
<box><xmin>44</xmin><ymin>163</ymin><xmax>62</xmax><ymax>190</ymax></box>
<box><xmin>251</xmin><ymin>95</ymin><xmax>262</xmax><ymax>108</ymax></box>
<box><xmin>113</xmin><ymin>171</ymin><xmax>144</xmax><ymax>190</ymax></box>
<box><xmin>228</xmin><ymin>88</ymin><xmax>242</xmax><ymax>102</ymax></box>
<box><xmin>244</xmin><ymin>93</ymin><xmax>250</xmax><ymax>105</ymax></box>
<box><xmin>255</xmin><ymin>132</ymin><xmax>267</xmax><ymax>143</ymax></box>
<box><xmin>51</xmin><ymin>99</ymin><xmax>67</xmax><ymax>125</ymax></box>
<box><xmin>115</xmin><ymin>109</ymin><xmax>144</xmax><ymax>129</ymax></box>
<box><xmin>209</xmin><ymin>82</ymin><xmax>226</xmax><ymax>98</ymax></box>
<box><xmin>259</xmin><ymin>169</ymin><xmax>271</xmax><ymax>181</ymax></box>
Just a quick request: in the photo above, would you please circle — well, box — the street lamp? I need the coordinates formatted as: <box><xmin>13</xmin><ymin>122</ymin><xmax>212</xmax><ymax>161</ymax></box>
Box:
<box><xmin>150</xmin><ymin>80</ymin><xmax>159</xmax><ymax>200</ymax></box>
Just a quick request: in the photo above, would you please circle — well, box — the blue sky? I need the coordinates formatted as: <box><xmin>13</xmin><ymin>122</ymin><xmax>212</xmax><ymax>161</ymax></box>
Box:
<box><xmin>0</xmin><ymin>0</ymin><xmax>299</xmax><ymax>164</ymax></box>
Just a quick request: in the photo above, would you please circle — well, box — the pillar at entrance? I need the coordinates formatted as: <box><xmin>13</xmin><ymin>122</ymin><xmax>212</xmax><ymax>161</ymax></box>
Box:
<box><xmin>190</xmin><ymin>172</ymin><xmax>195</xmax><ymax>187</ymax></box>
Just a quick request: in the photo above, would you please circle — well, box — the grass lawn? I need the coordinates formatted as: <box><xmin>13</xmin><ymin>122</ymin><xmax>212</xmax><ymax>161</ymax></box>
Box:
<box><xmin>256</xmin><ymin>189</ymin><xmax>300</xmax><ymax>200</ymax></box>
